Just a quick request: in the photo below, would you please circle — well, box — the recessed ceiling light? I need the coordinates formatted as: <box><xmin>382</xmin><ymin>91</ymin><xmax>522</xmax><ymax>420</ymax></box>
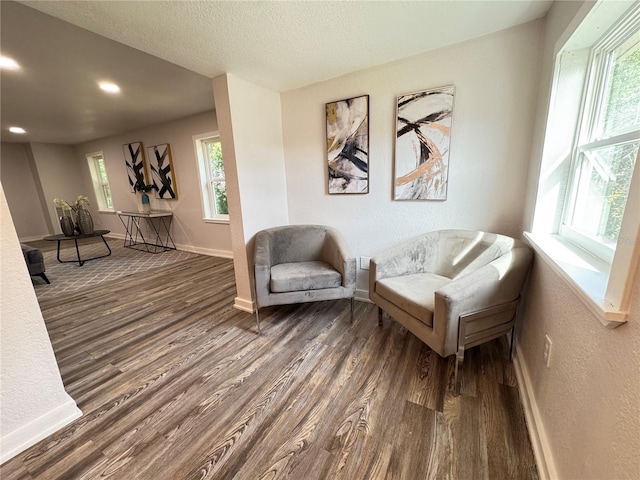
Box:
<box><xmin>9</xmin><ymin>126</ymin><xmax>26</xmax><ymax>134</ymax></box>
<box><xmin>0</xmin><ymin>55</ymin><xmax>20</xmax><ymax>70</ymax></box>
<box><xmin>99</xmin><ymin>81</ymin><xmax>120</xmax><ymax>94</ymax></box>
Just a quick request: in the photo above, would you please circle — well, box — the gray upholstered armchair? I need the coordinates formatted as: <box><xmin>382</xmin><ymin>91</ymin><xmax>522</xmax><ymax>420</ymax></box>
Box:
<box><xmin>369</xmin><ymin>229</ymin><xmax>532</xmax><ymax>393</ymax></box>
<box><xmin>21</xmin><ymin>243</ymin><xmax>50</xmax><ymax>284</ymax></box>
<box><xmin>254</xmin><ymin>225</ymin><xmax>356</xmax><ymax>332</ymax></box>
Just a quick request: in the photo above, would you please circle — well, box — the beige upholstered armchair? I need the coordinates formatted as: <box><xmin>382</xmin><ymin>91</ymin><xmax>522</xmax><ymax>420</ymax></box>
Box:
<box><xmin>369</xmin><ymin>229</ymin><xmax>532</xmax><ymax>392</ymax></box>
<box><xmin>254</xmin><ymin>225</ymin><xmax>356</xmax><ymax>332</ymax></box>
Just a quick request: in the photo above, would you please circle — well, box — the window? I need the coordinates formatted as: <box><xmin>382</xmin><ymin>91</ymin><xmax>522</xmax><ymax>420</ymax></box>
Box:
<box><xmin>194</xmin><ymin>133</ymin><xmax>229</xmax><ymax>221</ymax></box>
<box><xmin>528</xmin><ymin>3</ymin><xmax>640</xmax><ymax>325</ymax></box>
<box><xmin>561</xmin><ymin>22</ymin><xmax>640</xmax><ymax>263</ymax></box>
<box><xmin>86</xmin><ymin>152</ymin><xmax>113</xmax><ymax>211</ymax></box>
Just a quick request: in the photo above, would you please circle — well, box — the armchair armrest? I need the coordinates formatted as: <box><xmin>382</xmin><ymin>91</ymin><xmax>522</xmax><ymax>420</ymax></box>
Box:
<box><xmin>254</xmin><ymin>230</ymin><xmax>274</xmax><ymax>307</ymax></box>
<box><xmin>433</xmin><ymin>246</ymin><xmax>533</xmax><ymax>356</ymax></box>
<box><xmin>322</xmin><ymin>228</ymin><xmax>356</xmax><ymax>289</ymax></box>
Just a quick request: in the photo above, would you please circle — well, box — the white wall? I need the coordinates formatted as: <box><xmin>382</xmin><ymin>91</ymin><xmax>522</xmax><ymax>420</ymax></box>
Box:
<box><xmin>213</xmin><ymin>74</ymin><xmax>289</xmax><ymax>310</ymax></box>
<box><xmin>0</xmin><ymin>184</ymin><xmax>81</xmax><ymax>463</ymax></box>
<box><xmin>0</xmin><ymin>142</ymin><xmax>50</xmax><ymax>240</ymax></box>
<box><xmin>519</xmin><ymin>2</ymin><xmax>640</xmax><ymax>479</ymax></box>
<box><xmin>75</xmin><ymin>111</ymin><xmax>232</xmax><ymax>257</ymax></box>
<box><xmin>281</xmin><ymin>20</ymin><xmax>543</xmax><ymax>295</ymax></box>
<box><xmin>29</xmin><ymin>142</ymin><xmax>86</xmax><ymax>235</ymax></box>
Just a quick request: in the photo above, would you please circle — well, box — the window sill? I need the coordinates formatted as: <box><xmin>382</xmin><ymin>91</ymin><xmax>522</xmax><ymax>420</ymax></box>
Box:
<box><xmin>204</xmin><ymin>217</ymin><xmax>230</xmax><ymax>225</ymax></box>
<box><xmin>97</xmin><ymin>209</ymin><xmax>116</xmax><ymax>214</ymax></box>
<box><xmin>523</xmin><ymin>232</ymin><xmax>628</xmax><ymax>328</ymax></box>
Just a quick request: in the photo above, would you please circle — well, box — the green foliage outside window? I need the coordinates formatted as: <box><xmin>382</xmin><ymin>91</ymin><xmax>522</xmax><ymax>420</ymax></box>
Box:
<box><xmin>601</xmin><ymin>42</ymin><xmax>640</xmax><ymax>241</ymax></box>
<box><xmin>207</xmin><ymin>141</ymin><xmax>228</xmax><ymax>216</ymax></box>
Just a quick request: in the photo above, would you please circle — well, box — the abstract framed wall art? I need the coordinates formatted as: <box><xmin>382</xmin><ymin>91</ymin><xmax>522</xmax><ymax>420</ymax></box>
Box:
<box><xmin>123</xmin><ymin>142</ymin><xmax>147</xmax><ymax>192</ymax></box>
<box><xmin>147</xmin><ymin>143</ymin><xmax>178</xmax><ymax>199</ymax></box>
<box><xmin>326</xmin><ymin>94</ymin><xmax>369</xmax><ymax>194</ymax></box>
<box><xmin>394</xmin><ymin>85</ymin><xmax>454</xmax><ymax>200</ymax></box>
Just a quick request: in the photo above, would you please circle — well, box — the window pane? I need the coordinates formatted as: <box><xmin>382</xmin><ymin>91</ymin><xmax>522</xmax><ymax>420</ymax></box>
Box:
<box><xmin>601</xmin><ymin>31</ymin><xmax>640</xmax><ymax>138</ymax></box>
<box><xmin>96</xmin><ymin>157</ymin><xmax>109</xmax><ymax>183</ymax></box>
<box><xmin>570</xmin><ymin>141</ymin><xmax>639</xmax><ymax>243</ymax></box>
<box><xmin>102</xmin><ymin>184</ymin><xmax>113</xmax><ymax>209</ymax></box>
<box><xmin>207</xmin><ymin>141</ymin><xmax>225</xmax><ymax>178</ymax></box>
<box><xmin>212</xmin><ymin>181</ymin><xmax>228</xmax><ymax>215</ymax></box>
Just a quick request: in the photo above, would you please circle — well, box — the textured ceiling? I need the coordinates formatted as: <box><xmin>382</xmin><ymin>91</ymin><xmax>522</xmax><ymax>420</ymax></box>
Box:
<box><xmin>23</xmin><ymin>0</ymin><xmax>553</xmax><ymax>92</ymax></box>
<box><xmin>2</xmin><ymin>0</ymin><xmax>552</xmax><ymax>145</ymax></box>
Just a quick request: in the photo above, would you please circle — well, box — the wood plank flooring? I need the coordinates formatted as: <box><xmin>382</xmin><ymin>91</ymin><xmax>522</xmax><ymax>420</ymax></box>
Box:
<box><xmin>2</xmin><ymin>253</ymin><xmax>538</xmax><ymax>479</ymax></box>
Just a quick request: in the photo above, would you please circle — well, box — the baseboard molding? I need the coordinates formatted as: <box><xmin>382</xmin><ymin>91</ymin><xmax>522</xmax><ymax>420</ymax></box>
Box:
<box><xmin>105</xmin><ymin>232</ymin><xmax>125</xmax><ymax>241</ymax></box>
<box><xmin>19</xmin><ymin>234</ymin><xmax>50</xmax><ymax>243</ymax></box>
<box><xmin>513</xmin><ymin>345</ymin><xmax>557</xmax><ymax>480</ymax></box>
<box><xmin>234</xmin><ymin>296</ymin><xmax>254</xmax><ymax>313</ymax></box>
<box><xmin>174</xmin><ymin>243</ymin><xmax>233</xmax><ymax>259</ymax></box>
<box><xmin>104</xmin><ymin>234</ymin><xmax>233</xmax><ymax>259</ymax></box>
<box><xmin>355</xmin><ymin>289</ymin><xmax>372</xmax><ymax>303</ymax></box>
<box><xmin>0</xmin><ymin>396</ymin><xmax>82</xmax><ymax>464</ymax></box>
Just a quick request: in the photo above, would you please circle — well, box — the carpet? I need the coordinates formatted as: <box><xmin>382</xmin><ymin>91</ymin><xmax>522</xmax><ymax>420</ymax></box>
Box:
<box><xmin>31</xmin><ymin>237</ymin><xmax>201</xmax><ymax>300</ymax></box>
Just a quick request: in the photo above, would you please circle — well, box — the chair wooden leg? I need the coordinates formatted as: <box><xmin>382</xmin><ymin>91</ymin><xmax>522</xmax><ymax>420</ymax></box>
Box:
<box><xmin>255</xmin><ymin>308</ymin><xmax>261</xmax><ymax>335</ymax></box>
<box><xmin>378</xmin><ymin>307</ymin><xmax>383</xmax><ymax>327</ymax></box>
<box><xmin>509</xmin><ymin>326</ymin><xmax>516</xmax><ymax>361</ymax></box>
<box><xmin>39</xmin><ymin>273</ymin><xmax>50</xmax><ymax>284</ymax></box>
<box><xmin>454</xmin><ymin>345</ymin><xmax>465</xmax><ymax>396</ymax></box>
<box><xmin>350</xmin><ymin>297</ymin><xmax>354</xmax><ymax>324</ymax></box>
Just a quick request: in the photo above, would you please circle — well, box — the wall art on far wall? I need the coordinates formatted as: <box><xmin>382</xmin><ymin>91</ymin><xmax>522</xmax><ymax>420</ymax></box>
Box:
<box><xmin>123</xmin><ymin>142</ymin><xmax>147</xmax><ymax>192</ymax></box>
<box><xmin>394</xmin><ymin>85</ymin><xmax>454</xmax><ymax>201</ymax></box>
<box><xmin>147</xmin><ymin>143</ymin><xmax>178</xmax><ymax>199</ymax></box>
<box><xmin>326</xmin><ymin>94</ymin><xmax>369</xmax><ymax>194</ymax></box>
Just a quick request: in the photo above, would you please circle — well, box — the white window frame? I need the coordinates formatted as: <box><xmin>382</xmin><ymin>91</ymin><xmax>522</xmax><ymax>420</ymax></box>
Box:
<box><xmin>193</xmin><ymin>132</ymin><xmax>229</xmax><ymax>223</ymax></box>
<box><xmin>559</xmin><ymin>14</ymin><xmax>640</xmax><ymax>264</ymax></box>
<box><xmin>528</xmin><ymin>2</ymin><xmax>640</xmax><ymax>327</ymax></box>
<box><xmin>86</xmin><ymin>151</ymin><xmax>114</xmax><ymax>212</ymax></box>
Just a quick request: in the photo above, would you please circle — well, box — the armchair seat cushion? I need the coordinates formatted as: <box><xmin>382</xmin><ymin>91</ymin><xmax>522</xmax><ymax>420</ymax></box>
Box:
<box><xmin>270</xmin><ymin>261</ymin><xmax>342</xmax><ymax>293</ymax></box>
<box><xmin>376</xmin><ymin>273</ymin><xmax>450</xmax><ymax>328</ymax></box>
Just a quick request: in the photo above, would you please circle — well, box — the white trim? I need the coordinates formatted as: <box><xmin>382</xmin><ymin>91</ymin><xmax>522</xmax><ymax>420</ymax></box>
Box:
<box><xmin>0</xmin><ymin>396</ymin><xmax>82</xmax><ymax>464</ymax></box>
<box><xmin>104</xmin><ymin>234</ymin><xmax>232</xmax><ymax>259</ymax></box>
<box><xmin>513</xmin><ymin>347</ymin><xmax>557</xmax><ymax>480</ymax></box>
<box><xmin>233</xmin><ymin>296</ymin><xmax>254</xmax><ymax>313</ymax></box>
<box><xmin>355</xmin><ymin>288</ymin><xmax>372</xmax><ymax>303</ymax></box>
<box><xmin>203</xmin><ymin>217</ymin><xmax>230</xmax><ymax>225</ymax></box>
<box><xmin>173</xmin><ymin>243</ymin><xmax>233</xmax><ymax>259</ymax></box>
<box><xmin>18</xmin><ymin>234</ymin><xmax>49</xmax><ymax>242</ymax></box>
<box><xmin>524</xmin><ymin>232</ymin><xmax>627</xmax><ymax>327</ymax></box>
<box><xmin>105</xmin><ymin>232</ymin><xmax>125</xmax><ymax>241</ymax></box>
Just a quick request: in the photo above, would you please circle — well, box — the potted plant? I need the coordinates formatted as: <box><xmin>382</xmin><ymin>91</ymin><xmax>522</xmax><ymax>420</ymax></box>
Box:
<box><xmin>133</xmin><ymin>180</ymin><xmax>157</xmax><ymax>213</ymax></box>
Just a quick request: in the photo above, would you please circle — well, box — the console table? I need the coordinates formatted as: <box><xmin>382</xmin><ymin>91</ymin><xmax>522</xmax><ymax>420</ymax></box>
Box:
<box><xmin>43</xmin><ymin>230</ymin><xmax>112</xmax><ymax>266</ymax></box>
<box><xmin>117</xmin><ymin>210</ymin><xmax>176</xmax><ymax>254</ymax></box>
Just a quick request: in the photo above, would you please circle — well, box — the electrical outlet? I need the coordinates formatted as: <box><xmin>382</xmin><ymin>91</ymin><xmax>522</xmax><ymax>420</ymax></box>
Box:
<box><xmin>360</xmin><ymin>256</ymin><xmax>371</xmax><ymax>270</ymax></box>
<box><xmin>543</xmin><ymin>335</ymin><xmax>553</xmax><ymax>368</ymax></box>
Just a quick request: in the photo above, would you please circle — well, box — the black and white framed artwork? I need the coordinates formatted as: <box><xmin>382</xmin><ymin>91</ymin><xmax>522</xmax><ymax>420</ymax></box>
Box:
<box><xmin>147</xmin><ymin>143</ymin><xmax>178</xmax><ymax>199</ymax></box>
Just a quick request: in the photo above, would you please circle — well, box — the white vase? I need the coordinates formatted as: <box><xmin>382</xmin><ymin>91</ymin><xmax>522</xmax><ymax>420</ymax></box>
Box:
<box><xmin>136</xmin><ymin>191</ymin><xmax>152</xmax><ymax>214</ymax></box>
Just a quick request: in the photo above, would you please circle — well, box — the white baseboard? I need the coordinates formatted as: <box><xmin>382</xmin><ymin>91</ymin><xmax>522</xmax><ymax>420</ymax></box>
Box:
<box><xmin>104</xmin><ymin>234</ymin><xmax>232</xmax><ymax>259</ymax></box>
<box><xmin>355</xmin><ymin>289</ymin><xmax>372</xmax><ymax>302</ymax></box>
<box><xmin>513</xmin><ymin>345</ymin><xmax>557</xmax><ymax>480</ymax></box>
<box><xmin>0</xmin><ymin>396</ymin><xmax>82</xmax><ymax>464</ymax></box>
<box><xmin>19</xmin><ymin>234</ymin><xmax>50</xmax><ymax>243</ymax></box>
<box><xmin>174</xmin><ymin>243</ymin><xmax>233</xmax><ymax>259</ymax></box>
<box><xmin>105</xmin><ymin>232</ymin><xmax>125</xmax><ymax>240</ymax></box>
<box><xmin>234</xmin><ymin>296</ymin><xmax>254</xmax><ymax>313</ymax></box>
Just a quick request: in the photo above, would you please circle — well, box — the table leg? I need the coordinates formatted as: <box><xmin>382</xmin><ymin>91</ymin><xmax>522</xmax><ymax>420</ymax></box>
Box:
<box><xmin>101</xmin><ymin>235</ymin><xmax>112</xmax><ymax>257</ymax></box>
<box><xmin>74</xmin><ymin>239</ymin><xmax>85</xmax><ymax>266</ymax></box>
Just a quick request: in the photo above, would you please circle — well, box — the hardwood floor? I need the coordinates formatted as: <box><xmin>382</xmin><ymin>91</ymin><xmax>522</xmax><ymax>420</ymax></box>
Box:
<box><xmin>2</xmin><ymin>254</ymin><xmax>538</xmax><ymax>479</ymax></box>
